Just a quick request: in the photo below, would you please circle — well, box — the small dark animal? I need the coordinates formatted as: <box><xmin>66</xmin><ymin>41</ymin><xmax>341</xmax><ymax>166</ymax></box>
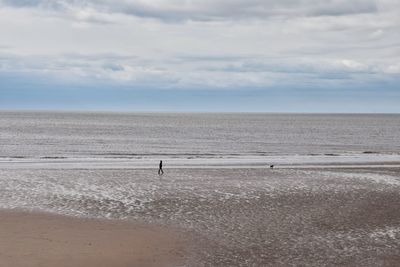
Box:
<box><xmin>270</xmin><ymin>165</ymin><xmax>274</xmax><ymax>169</ymax></box>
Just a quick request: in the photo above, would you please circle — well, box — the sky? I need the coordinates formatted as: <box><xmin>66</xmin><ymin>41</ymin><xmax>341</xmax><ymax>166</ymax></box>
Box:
<box><xmin>0</xmin><ymin>0</ymin><xmax>399</xmax><ymax>112</ymax></box>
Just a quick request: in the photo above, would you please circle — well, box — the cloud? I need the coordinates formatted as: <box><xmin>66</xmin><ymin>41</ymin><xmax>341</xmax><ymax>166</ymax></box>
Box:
<box><xmin>1</xmin><ymin>50</ymin><xmax>398</xmax><ymax>91</ymax></box>
<box><xmin>0</xmin><ymin>44</ymin><xmax>12</xmax><ymax>50</ymax></box>
<box><xmin>0</xmin><ymin>0</ymin><xmax>399</xmax><ymax>92</ymax></box>
<box><xmin>0</xmin><ymin>0</ymin><xmax>381</xmax><ymax>22</ymax></box>
<box><xmin>385</xmin><ymin>63</ymin><xmax>400</xmax><ymax>74</ymax></box>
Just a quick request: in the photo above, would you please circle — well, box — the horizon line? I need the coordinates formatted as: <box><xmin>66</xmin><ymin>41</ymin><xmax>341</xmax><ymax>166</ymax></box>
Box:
<box><xmin>1</xmin><ymin>108</ymin><xmax>399</xmax><ymax>115</ymax></box>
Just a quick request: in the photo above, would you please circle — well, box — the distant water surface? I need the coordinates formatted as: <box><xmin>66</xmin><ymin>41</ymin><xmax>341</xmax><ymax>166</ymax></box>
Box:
<box><xmin>0</xmin><ymin>111</ymin><xmax>399</xmax><ymax>159</ymax></box>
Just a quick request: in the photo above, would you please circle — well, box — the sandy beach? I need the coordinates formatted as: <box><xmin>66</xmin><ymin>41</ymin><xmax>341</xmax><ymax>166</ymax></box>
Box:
<box><xmin>1</xmin><ymin>166</ymin><xmax>400</xmax><ymax>266</ymax></box>
<box><xmin>0</xmin><ymin>211</ymin><xmax>188</xmax><ymax>267</ymax></box>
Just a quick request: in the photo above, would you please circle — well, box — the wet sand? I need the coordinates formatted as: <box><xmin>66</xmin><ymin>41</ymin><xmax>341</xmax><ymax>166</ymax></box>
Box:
<box><xmin>0</xmin><ymin>211</ymin><xmax>187</xmax><ymax>267</ymax></box>
<box><xmin>1</xmin><ymin>166</ymin><xmax>400</xmax><ymax>266</ymax></box>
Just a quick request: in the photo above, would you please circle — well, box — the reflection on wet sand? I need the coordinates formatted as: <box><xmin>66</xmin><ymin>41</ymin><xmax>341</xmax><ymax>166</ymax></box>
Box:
<box><xmin>1</xmin><ymin>167</ymin><xmax>399</xmax><ymax>266</ymax></box>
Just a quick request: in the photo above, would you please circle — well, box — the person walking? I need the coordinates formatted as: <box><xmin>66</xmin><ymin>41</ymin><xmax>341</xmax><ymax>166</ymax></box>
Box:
<box><xmin>158</xmin><ymin>160</ymin><xmax>164</xmax><ymax>175</ymax></box>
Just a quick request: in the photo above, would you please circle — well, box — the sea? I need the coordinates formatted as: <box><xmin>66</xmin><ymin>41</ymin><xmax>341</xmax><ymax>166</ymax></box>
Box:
<box><xmin>1</xmin><ymin>111</ymin><xmax>400</xmax><ymax>167</ymax></box>
<box><xmin>1</xmin><ymin>111</ymin><xmax>400</xmax><ymax>266</ymax></box>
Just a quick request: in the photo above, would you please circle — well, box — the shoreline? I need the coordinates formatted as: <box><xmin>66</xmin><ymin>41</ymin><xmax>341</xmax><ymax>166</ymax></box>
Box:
<box><xmin>0</xmin><ymin>210</ymin><xmax>189</xmax><ymax>267</ymax></box>
<box><xmin>1</xmin><ymin>157</ymin><xmax>400</xmax><ymax>170</ymax></box>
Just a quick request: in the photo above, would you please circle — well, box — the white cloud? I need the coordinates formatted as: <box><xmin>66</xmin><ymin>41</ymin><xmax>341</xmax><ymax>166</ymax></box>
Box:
<box><xmin>338</xmin><ymin>59</ymin><xmax>369</xmax><ymax>72</ymax></box>
<box><xmin>385</xmin><ymin>64</ymin><xmax>400</xmax><ymax>74</ymax></box>
<box><xmin>0</xmin><ymin>0</ymin><xmax>399</xmax><ymax>89</ymax></box>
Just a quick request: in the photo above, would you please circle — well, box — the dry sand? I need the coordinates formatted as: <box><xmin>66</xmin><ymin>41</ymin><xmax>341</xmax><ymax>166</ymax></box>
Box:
<box><xmin>0</xmin><ymin>211</ymin><xmax>188</xmax><ymax>267</ymax></box>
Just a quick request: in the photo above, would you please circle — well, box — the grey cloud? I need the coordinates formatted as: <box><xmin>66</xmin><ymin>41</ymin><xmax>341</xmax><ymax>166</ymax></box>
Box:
<box><xmin>174</xmin><ymin>54</ymin><xmax>249</xmax><ymax>63</ymax></box>
<box><xmin>0</xmin><ymin>0</ymin><xmax>398</xmax><ymax>91</ymax></box>
<box><xmin>208</xmin><ymin>61</ymin><xmax>366</xmax><ymax>76</ymax></box>
<box><xmin>89</xmin><ymin>0</ymin><xmax>379</xmax><ymax>20</ymax></box>
<box><xmin>0</xmin><ymin>44</ymin><xmax>13</xmax><ymax>50</ymax></box>
<box><xmin>0</xmin><ymin>0</ymin><xmax>380</xmax><ymax>21</ymax></box>
<box><xmin>102</xmin><ymin>63</ymin><xmax>124</xmax><ymax>71</ymax></box>
<box><xmin>309</xmin><ymin>0</ymin><xmax>377</xmax><ymax>16</ymax></box>
<box><xmin>0</xmin><ymin>51</ymin><xmax>398</xmax><ymax>89</ymax></box>
<box><xmin>0</xmin><ymin>53</ymin><xmax>179</xmax><ymax>86</ymax></box>
<box><xmin>1</xmin><ymin>0</ymin><xmax>67</xmax><ymax>10</ymax></box>
<box><xmin>1</xmin><ymin>0</ymin><xmax>44</xmax><ymax>7</ymax></box>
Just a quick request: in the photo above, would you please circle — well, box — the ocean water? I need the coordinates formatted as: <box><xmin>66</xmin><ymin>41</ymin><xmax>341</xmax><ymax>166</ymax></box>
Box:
<box><xmin>0</xmin><ymin>111</ymin><xmax>400</xmax><ymax>167</ymax></box>
<box><xmin>1</xmin><ymin>111</ymin><xmax>400</xmax><ymax>266</ymax></box>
